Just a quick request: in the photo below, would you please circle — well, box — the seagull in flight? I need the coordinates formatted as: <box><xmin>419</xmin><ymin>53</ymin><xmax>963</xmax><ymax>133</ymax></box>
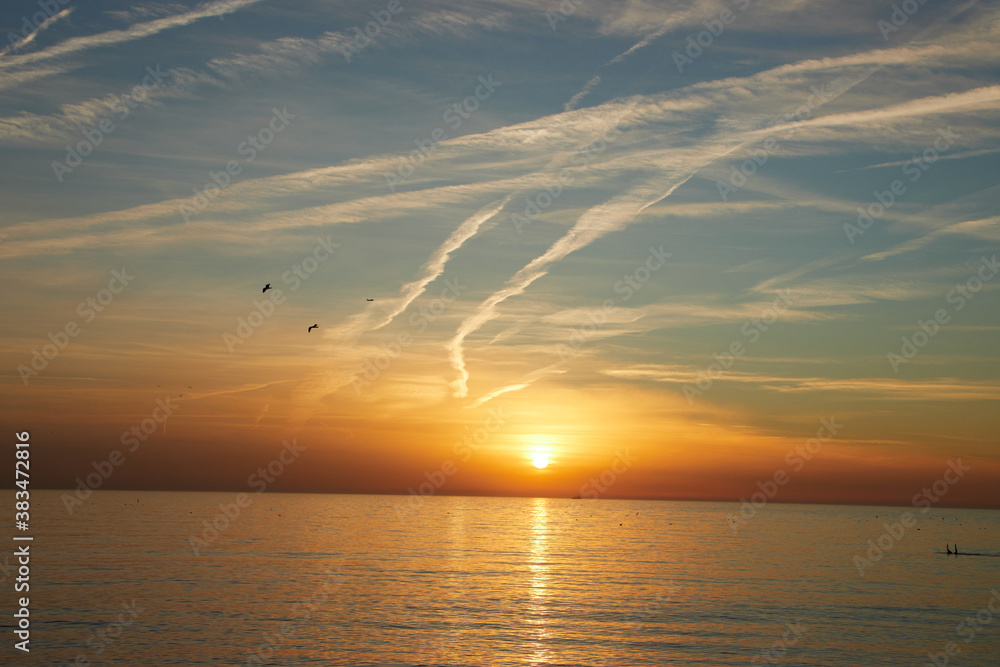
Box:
<box><xmin>308</xmin><ymin>324</ymin><xmax>319</xmax><ymax>333</ymax></box>
<box><xmin>262</xmin><ymin>283</ymin><xmax>272</xmax><ymax>293</ymax></box>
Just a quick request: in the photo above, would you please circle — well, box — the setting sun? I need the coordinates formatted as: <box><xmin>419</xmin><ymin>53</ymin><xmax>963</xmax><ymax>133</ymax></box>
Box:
<box><xmin>532</xmin><ymin>455</ymin><xmax>549</xmax><ymax>469</ymax></box>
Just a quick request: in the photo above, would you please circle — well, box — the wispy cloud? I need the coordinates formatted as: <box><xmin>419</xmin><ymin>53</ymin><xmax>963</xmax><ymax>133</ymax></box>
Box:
<box><xmin>602</xmin><ymin>365</ymin><xmax>1000</xmax><ymax>401</ymax></box>
<box><xmin>465</xmin><ymin>365</ymin><xmax>565</xmax><ymax>409</ymax></box>
<box><xmin>0</xmin><ymin>7</ymin><xmax>74</xmax><ymax>58</ymax></box>
<box><xmin>276</xmin><ymin>197</ymin><xmax>511</xmax><ymax>432</ymax></box>
<box><xmin>779</xmin><ymin>86</ymin><xmax>1000</xmax><ymax>135</ymax></box>
<box><xmin>447</xmin><ymin>164</ymin><xmax>711</xmax><ymax>398</ymax></box>
<box><xmin>863</xmin><ymin>216</ymin><xmax>1000</xmax><ymax>262</ymax></box>
<box><xmin>0</xmin><ymin>0</ymin><xmax>265</xmax><ymax>86</ymax></box>
<box><xmin>563</xmin><ymin>75</ymin><xmax>601</xmax><ymax>112</ymax></box>
<box><xmin>325</xmin><ymin>196</ymin><xmax>510</xmax><ymax>344</ymax></box>
<box><xmin>105</xmin><ymin>2</ymin><xmax>191</xmax><ymax>23</ymax></box>
<box><xmin>444</xmin><ymin>50</ymin><xmax>898</xmax><ymax>397</ymax></box>
<box><xmin>607</xmin><ymin>25</ymin><xmax>670</xmax><ymax>65</ymax></box>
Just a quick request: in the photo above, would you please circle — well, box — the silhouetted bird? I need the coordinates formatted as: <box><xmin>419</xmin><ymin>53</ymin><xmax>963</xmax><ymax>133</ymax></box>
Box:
<box><xmin>262</xmin><ymin>283</ymin><xmax>272</xmax><ymax>293</ymax></box>
<box><xmin>308</xmin><ymin>324</ymin><xmax>318</xmax><ymax>333</ymax></box>
<box><xmin>367</xmin><ymin>298</ymin><xmax>374</xmax><ymax>302</ymax></box>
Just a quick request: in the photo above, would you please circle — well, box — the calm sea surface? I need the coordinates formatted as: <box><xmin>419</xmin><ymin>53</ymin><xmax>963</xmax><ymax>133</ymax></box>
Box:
<box><xmin>14</xmin><ymin>491</ymin><xmax>1000</xmax><ymax>665</ymax></box>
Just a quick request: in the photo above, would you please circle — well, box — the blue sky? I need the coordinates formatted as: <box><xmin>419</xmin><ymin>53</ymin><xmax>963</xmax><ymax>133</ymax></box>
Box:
<box><xmin>2</xmin><ymin>0</ymin><xmax>999</xmax><ymax>504</ymax></box>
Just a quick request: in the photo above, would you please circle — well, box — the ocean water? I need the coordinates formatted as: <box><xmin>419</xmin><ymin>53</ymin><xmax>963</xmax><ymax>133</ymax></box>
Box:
<box><xmin>15</xmin><ymin>490</ymin><xmax>1000</xmax><ymax>666</ymax></box>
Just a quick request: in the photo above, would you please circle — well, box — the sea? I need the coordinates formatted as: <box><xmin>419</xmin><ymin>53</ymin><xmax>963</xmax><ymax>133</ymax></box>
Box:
<box><xmin>14</xmin><ymin>490</ymin><xmax>1000</xmax><ymax>665</ymax></box>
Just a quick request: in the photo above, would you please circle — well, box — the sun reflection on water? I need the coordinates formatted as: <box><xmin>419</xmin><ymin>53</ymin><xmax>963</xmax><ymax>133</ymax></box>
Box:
<box><xmin>526</xmin><ymin>497</ymin><xmax>553</xmax><ymax>663</ymax></box>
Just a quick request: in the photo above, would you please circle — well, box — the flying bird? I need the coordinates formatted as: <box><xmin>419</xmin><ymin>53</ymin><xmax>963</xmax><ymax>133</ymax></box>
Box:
<box><xmin>308</xmin><ymin>324</ymin><xmax>318</xmax><ymax>333</ymax></box>
<box><xmin>367</xmin><ymin>298</ymin><xmax>374</xmax><ymax>301</ymax></box>
<box><xmin>262</xmin><ymin>283</ymin><xmax>272</xmax><ymax>293</ymax></box>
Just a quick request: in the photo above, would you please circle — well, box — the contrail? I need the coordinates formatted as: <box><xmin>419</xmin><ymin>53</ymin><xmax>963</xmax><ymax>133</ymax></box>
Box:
<box><xmin>325</xmin><ymin>195</ymin><xmax>510</xmax><ymax>344</ymax></box>
<box><xmin>0</xmin><ymin>8</ymin><xmax>74</xmax><ymax>58</ymax></box>
<box><xmin>282</xmin><ymin>197</ymin><xmax>511</xmax><ymax>434</ymax></box>
<box><xmin>456</xmin><ymin>58</ymin><xmax>898</xmax><ymax>401</ymax></box>
<box><xmin>448</xmin><ymin>164</ymin><xmax>715</xmax><ymax>398</ymax></box>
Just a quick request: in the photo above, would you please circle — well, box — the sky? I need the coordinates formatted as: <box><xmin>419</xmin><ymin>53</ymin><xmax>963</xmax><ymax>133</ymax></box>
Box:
<box><xmin>2</xmin><ymin>0</ymin><xmax>998</xmax><ymax>508</ymax></box>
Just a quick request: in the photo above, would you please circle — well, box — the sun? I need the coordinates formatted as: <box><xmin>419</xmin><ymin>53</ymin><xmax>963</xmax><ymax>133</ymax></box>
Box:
<box><xmin>532</xmin><ymin>455</ymin><xmax>549</xmax><ymax>469</ymax></box>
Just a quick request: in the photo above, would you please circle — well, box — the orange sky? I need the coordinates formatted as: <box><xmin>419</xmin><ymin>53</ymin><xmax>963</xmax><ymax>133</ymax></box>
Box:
<box><xmin>14</xmin><ymin>361</ymin><xmax>999</xmax><ymax>509</ymax></box>
<box><xmin>3</xmin><ymin>0</ymin><xmax>999</xmax><ymax>509</ymax></box>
